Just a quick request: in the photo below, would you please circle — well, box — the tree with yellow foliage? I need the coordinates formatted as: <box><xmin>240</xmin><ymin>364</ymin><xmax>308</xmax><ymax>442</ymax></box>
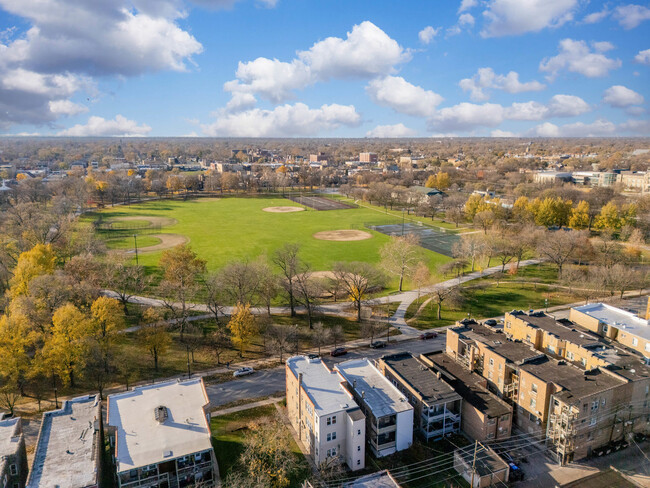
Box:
<box><xmin>138</xmin><ymin>307</ymin><xmax>172</xmax><ymax>372</ymax></box>
<box><xmin>9</xmin><ymin>244</ymin><xmax>56</xmax><ymax>298</ymax></box>
<box><xmin>41</xmin><ymin>303</ymin><xmax>91</xmax><ymax>387</ymax></box>
<box><xmin>89</xmin><ymin>296</ymin><xmax>126</xmax><ymax>373</ymax></box>
<box><xmin>569</xmin><ymin>201</ymin><xmax>590</xmax><ymax>229</ymax></box>
<box><xmin>228</xmin><ymin>303</ymin><xmax>258</xmax><ymax>357</ymax></box>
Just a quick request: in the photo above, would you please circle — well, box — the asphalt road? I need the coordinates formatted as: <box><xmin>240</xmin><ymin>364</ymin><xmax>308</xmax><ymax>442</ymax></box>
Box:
<box><xmin>206</xmin><ymin>336</ymin><xmax>445</xmax><ymax>409</ymax></box>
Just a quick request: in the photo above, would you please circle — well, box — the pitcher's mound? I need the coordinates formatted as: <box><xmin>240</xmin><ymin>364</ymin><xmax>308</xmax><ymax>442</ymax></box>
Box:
<box><xmin>263</xmin><ymin>206</ymin><xmax>305</xmax><ymax>213</ymax></box>
<box><xmin>313</xmin><ymin>230</ymin><xmax>372</xmax><ymax>241</ymax></box>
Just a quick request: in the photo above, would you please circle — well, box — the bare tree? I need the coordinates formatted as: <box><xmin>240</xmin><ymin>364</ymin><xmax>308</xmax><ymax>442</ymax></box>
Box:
<box><xmin>311</xmin><ymin>321</ymin><xmax>329</xmax><ymax>356</ymax></box>
<box><xmin>219</xmin><ymin>260</ymin><xmax>260</xmax><ymax>306</ymax></box>
<box><xmin>294</xmin><ymin>269</ymin><xmax>322</xmax><ymax>329</ymax></box>
<box><xmin>429</xmin><ymin>285</ymin><xmax>464</xmax><ymax>320</ymax></box>
<box><xmin>412</xmin><ymin>261</ymin><xmax>431</xmax><ymax>305</ymax></box>
<box><xmin>329</xmin><ymin>325</ymin><xmax>344</xmax><ymax>350</ymax></box>
<box><xmin>206</xmin><ymin>327</ymin><xmax>231</xmax><ymax>365</ymax></box>
<box><xmin>380</xmin><ymin>233</ymin><xmax>421</xmax><ymax>292</ymax></box>
<box><xmin>267</xmin><ymin>324</ymin><xmax>298</xmax><ymax>363</ymax></box>
<box><xmin>536</xmin><ymin>229</ymin><xmax>589</xmax><ymax>278</ymax></box>
<box><xmin>106</xmin><ymin>253</ymin><xmax>150</xmax><ymax>314</ymax></box>
<box><xmin>273</xmin><ymin>244</ymin><xmax>303</xmax><ymax>317</ymax></box>
<box><xmin>257</xmin><ymin>261</ymin><xmax>280</xmax><ymax>316</ymax></box>
<box><xmin>203</xmin><ymin>272</ymin><xmax>225</xmax><ymax>326</ymax></box>
<box><xmin>361</xmin><ymin>320</ymin><xmax>383</xmax><ymax>345</ymax></box>
<box><xmin>333</xmin><ymin>261</ymin><xmax>385</xmax><ymax>322</ymax></box>
<box><xmin>453</xmin><ymin>233</ymin><xmax>486</xmax><ymax>273</ymax></box>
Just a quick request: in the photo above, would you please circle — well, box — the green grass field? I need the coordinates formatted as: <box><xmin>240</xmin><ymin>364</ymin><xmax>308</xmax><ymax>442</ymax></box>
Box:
<box><xmin>88</xmin><ymin>197</ymin><xmax>452</xmax><ymax>283</ymax></box>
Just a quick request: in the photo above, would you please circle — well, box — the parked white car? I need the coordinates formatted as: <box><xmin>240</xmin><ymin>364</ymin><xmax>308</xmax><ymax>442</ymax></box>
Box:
<box><xmin>233</xmin><ymin>366</ymin><xmax>255</xmax><ymax>377</ymax></box>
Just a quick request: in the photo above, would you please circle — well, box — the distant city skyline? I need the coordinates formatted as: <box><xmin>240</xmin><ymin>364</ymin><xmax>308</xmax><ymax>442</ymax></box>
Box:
<box><xmin>0</xmin><ymin>0</ymin><xmax>648</xmax><ymax>138</ymax></box>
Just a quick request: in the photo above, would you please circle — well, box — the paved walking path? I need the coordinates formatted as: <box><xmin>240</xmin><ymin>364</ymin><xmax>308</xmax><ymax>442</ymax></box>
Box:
<box><xmin>211</xmin><ymin>396</ymin><xmax>284</xmax><ymax>416</ymax></box>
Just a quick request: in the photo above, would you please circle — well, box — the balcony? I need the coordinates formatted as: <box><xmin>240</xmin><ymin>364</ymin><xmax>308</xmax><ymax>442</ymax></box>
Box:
<box><xmin>120</xmin><ymin>473</ymin><xmax>170</xmax><ymax>488</ymax></box>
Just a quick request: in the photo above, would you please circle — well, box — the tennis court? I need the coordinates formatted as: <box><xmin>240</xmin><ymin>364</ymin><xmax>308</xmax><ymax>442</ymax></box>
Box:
<box><xmin>286</xmin><ymin>195</ymin><xmax>356</xmax><ymax>210</ymax></box>
<box><xmin>366</xmin><ymin>222</ymin><xmax>461</xmax><ymax>257</ymax></box>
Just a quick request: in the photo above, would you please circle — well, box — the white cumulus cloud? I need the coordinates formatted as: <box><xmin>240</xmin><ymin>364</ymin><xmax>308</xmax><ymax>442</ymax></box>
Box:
<box><xmin>459</xmin><ymin>67</ymin><xmax>546</xmax><ymax>101</ymax></box>
<box><xmin>428</xmin><ymin>103</ymin><xmax>505</xmax><ymax>132</ymax></box>
<box><xmin>418</xmin><ymin>26</ymin><xmax>439</xmax><ymax>44</ymax></box>
<box><xmin>481</xmin><ymin>0</ymin><xmax>579</xmax><ymax>37</ymax></box>
<box><xmin>366</xmin><ymin>123</ymin><xmax>417</xmax><ymax>138</ymax></box>
<box><xmin>225</xmin><ymin>21</ymin><xmax>410</xmax><ymax>104</ymax></box>
<box><xmin>529</xmin><ymin>119</ymin><xmax>617</xmax><ymax>137</ymax></box>
<box><xmin>0</xmin><ymin>0</ymin><xmax>203</xmax><ymax>129</ymax></box>
<box><xmin>57</xmin><ymin>114</ymin><xmax>152</xmax><ymax>137</ymax></box>
<box><xmin>459</xmin><ymin>0</ymin><xmax>478</xmax><ymax>13</ymax></box>
<box><xmin>613</xmin><ymin>4</ymin><xmax>650</xmax><ymax>29</ymax></box>
<box><xmin>202</xmin><ymin>103</ymin><xmax>361</xmax><ymax>137</ymax></box>
<box><xmin>491</xmin><ymin>129</ymin><xmax>518</xmax><ymax>137</ymax></box>
<box><xmin>634</xmin><ymin>49</ymin><xmax>650</xmax><ymax>65</ymax></box>
<box><xmin>48</xmin><ymin>99</ymin><xmax>88</xmax><ymax>116</ymax></box>
<box><xmin>366</xmin><ymin>76</ymin><xmax>443</xmax><ymax>117</ymax></box>
<box><xmin>602</xmin><ymin>85</ymin><xmax>645</xmax><ymax>107</ymax></box>
<box><xmin>540</xmin><ymin>39</ymin><xmax>622</xmax><ymax>80</ymax></box>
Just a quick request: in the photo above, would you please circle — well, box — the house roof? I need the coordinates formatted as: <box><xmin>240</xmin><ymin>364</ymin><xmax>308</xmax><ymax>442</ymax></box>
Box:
<box><xmin>108</xmin><ymin>378</ymin><xmax>213</xmax><ymax>473</ymax></box>
<box><xmin>335</xmin><ymin>359</ymin><xmax>413</xmax><ymax>418</ymax></box>
<box><xmin>27</xmin><ymin>395</ymin><xmax>100</xmax><ymax>488</ymax></box>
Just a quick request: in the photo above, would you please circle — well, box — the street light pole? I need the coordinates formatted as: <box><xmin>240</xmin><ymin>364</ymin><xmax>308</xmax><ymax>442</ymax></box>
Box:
<box><xmin>186</xmin><ymin>345</ymin><xmax>191</xmax><ymax>379</ymax></box>
<box><xmin>133</xmin><ymin>234</ymin><xmax>139</xmax><ymax>265</ymax></box>
<box><xmin>402</xmin><ymin>208</ymin><xmax>405</xmax><ymax>236</ymax></box>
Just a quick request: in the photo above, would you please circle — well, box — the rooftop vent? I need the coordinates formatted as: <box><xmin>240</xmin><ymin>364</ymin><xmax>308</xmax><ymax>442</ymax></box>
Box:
<box><xmin>154</xmin><ymin>405</ymin><xmax>169</xmax><ymax>423</ymax></box>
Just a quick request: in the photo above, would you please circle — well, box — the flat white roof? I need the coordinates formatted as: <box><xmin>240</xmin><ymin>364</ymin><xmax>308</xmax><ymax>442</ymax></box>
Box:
<box><xmin>0</xmin><ymin>417</ymin><xmax>21</xmax><ymax>459</ymax></box>
<box><xmin>28</xmin><ymin>395</ymin><xmax>100</xmax><ymax>488</ymax></box>
<box><xmin>286</xmin><ymin>356</ymin><xmax>357</xmax><ymax>416</ymax></box>
<box><xmin>335</xmin><ymin>359</ymin><xmax>413</xmax><ymax>418</ymax></box>
<box><xmin>573</xmin><ymin>303</ymin><xmax>650</xmax><ymax>342</ymax></box>
<box><xmin>108</xmin><ymin>378</ymin><xmax>213</xmax><ymax>473</ymax></box>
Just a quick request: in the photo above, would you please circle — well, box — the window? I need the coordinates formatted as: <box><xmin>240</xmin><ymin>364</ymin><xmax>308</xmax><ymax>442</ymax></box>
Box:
<box><xmin>602</xmin><ymin>324</ymin><xmax>608</xmax><ymax>334</ymax></box>
<box><xmin>581</xmin><ymin>358</ymin><xmax>587</xmax><ymax>367</ymax></box>
<box><xmin>357</xmin><ymin>446</ymin><xmax>361</xmax><ymax>451</ymax></box>
<box><xmin>327</xmin><ymin>417</ymin><xmax>331</xmax><ymax>425</ymax></box>
<box><xmin>530</xmin><ymin>398</ymin><xmax>536</xmax><ymax>409</ymax></box>
<box><xmin>547</xmin><ymin>345</ymin><xmax>556</xmax><ymax>354</ymax></box>
<box><xmin>567</xmin><ymin>351</ymin><xmax>574</xmax><ymax>360</ymax></box>
<box><xmin>326</xmin><ymin>449</ymin><xmax>331</xmax><ymax>457</ymax></box>
<box><xmin>601</xmin><ymin>398</ymin><xmax>606</xmax><ymax>407</ymax></box>
<box><xmin>332</xmin><ymin>432</ymin><xmax>337</xmax><ymax>440</ymax></box>
<box><xmin>501</xmin><ymin>414</ymin><xmax>510</xmax><ymax>421</ymax></box>
<box><xmin>499</xmin><ymin>364</ymin><xmax>502</xmax><ymax>371</ymax></box>
<box><xmin>589</xmin><ymin>417</ymin><xmax>597</xmax><ymax>426</ymax></box>
<box><xmin>326</xmin><ymin>433</ymin><xmax>332</xmax><ymax>442</ymax></box>
<box><xmin>9</xmin><ymin>464</ymin><xmax>17</xmax><ymax>476</ymax></box>
<box><xmin>488</xmin><ymin>371</ymin><xmax>493</xmax><ymax>380</ymax></box>
<box><xmin>488</xmin><ymin>418</ymin><xmax>496</xmax><ymax>425</ymax></box>
<box><xmin>487</xmin><ymin>433</ymin><xmax>495</xmax><ymax>439</ymax></box>
<box><xmin>526</xmin><ymin>335</ymin><xmax>532</xmax><ymax>343</ymax></box>
<box><xmin>632</xmin><ymin>337</ymin><xmax>638</xmax><ymax>347</ymax></box>
<box><xmin>583</xmin><ymin>403</ymin><xmax>588</xmax><ymax>412</ymax></box>
<box><xmin>529</xmin><ymin>412</ymin><xmax>536</xmax><ymax>422</ymax></box>
<box><xmin>357</xmin><ymin>460</ymin><xmax>360</xmax><ymax>466</ymax></box>
<box><xmin>531</xmin><ymin>383</ymin><xmax>538</xmax><ymax>394</ymax></box>
<box><xmin>591</xmin><ymin>400</ymin><xmax>598</xmax><ymax>411</ymax></box>
<box><xmin>645</xmin><ymin>342</ymin><xmax>650</xmax><ymax>352</ymax></box>
<box><xmin>358</xmin><ymin>429</ymin><xmax>361</xmax><ymax>435</ymax></box>
<box><xmin>332</xmin><ymin>415</ymin><xmax>336</xmax><ymax>424</ymax></box>
<box><xmin>489</xmin><ymin>358</ymin><xmax>494</xmax><ymax>366</ymax></box>
<box><xmin>331</xmin><ymin>448</ymin><xmax>337</xmax><ymax>456</ymax></box>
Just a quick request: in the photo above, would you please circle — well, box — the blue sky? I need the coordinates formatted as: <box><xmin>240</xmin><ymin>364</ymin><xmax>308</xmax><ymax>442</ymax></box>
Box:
<box><xmin>0</xmin><ymin>0</ymin><xmax>648</xmax><ymax>137</ymax></box>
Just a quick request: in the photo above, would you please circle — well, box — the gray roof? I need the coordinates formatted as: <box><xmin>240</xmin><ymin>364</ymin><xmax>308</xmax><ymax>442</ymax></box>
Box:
<box><xmin>0</xmin><ymin>417</ymin><xmax>22</xmax><ymax>476</ymax></box>
<box><xmin>508</xmin><ymin>311</ymin><xmax>603</xmax><ymax>347</ymax></box>
<box><xmin>27</xmin><ymin>395</ymin><xmax>100</xmax><ymax>488</ymax></box>
<box><xmin>381</xmin><ymin>353</ymin><xmax>461</xmax><ymax>406</ymax></box>
<box><xmin>335</xmin><ymin>359</ymin><xmax>413</xmax><ymax>418</ymax></box>
<box><xmin>286</xmin><ymin>356</ymin><xmax>358</xmax><ymax>417</ymax></box>
<box><xmin>520</xmin><ymin>357</ymin><xmax>626</xmax><ymax>404</ymax></box>
<box><xmin>455</xmin><ymin>444</ymin><xmax>508</xmax><ymax>477</ymax></box>
<box><xmin>423</xmin><ymin>353</ymin><xmax>512</xmax><ymax>418</ymax></box>
<box><xmin>343</xmin><ymin>470</ymin><xmax>401</xmax><ymax>487</ymax></box>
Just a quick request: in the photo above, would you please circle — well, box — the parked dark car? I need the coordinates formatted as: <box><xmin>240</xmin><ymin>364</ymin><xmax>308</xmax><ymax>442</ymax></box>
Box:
<box><xmin>370</xmin><ymin>341</ymin><xmax>386</xmax><ymax>349</ymax></box>
<box><xmin>419</xmin><ymin>331</ymin><xmax>438</xmax><ymax>340</ymax></box>
<box><xmin>330</xmin><ymin>347</ymin><xmax>348</xmax><ymax>357</ymax></box>
<box><xmin>484</xmin><ymin>319</ymin><xmax>498</xmax><ymax>327</ymax></box>
<box><xmin>307</xmin><ymin>353</ymin><xmax>319</xmax><ymax>359</ymax></box>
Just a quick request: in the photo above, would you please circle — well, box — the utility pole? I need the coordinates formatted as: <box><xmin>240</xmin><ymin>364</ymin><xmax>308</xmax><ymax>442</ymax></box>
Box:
<box><xmin>133</xmin><ymin>234</ymin><xmax>139</xmax><ymax>265</ymax></box>
<box><xmin>470</xmin><ymin>440</ymin><xmax>478</xmax><ymax>488</ymax></box>
<box><xmin>186</xmin><ymin>344</ymin><xmax>191</xmax><ymax>379</ymax></box>
<box><xmin>402</xmin><ymin>208</ymin><xmax>405</xmax><ymax>236</ymax></box>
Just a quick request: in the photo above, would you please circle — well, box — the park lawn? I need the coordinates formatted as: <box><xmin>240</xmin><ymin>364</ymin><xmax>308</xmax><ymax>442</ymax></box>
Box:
<box><xmin>210</xmin><ymin>405</ymin><xmax>309</xmax><ymax>486</ymax></box>
<box><xmin>334</xmin><ymin>195</ymin><xmax>470</xmax><ymax>232</ymax></box>
<box><xmin>89</xmin><ymin>197</ymin><xmax>452</xmax><ymax>290</ymax></box>
<box><xmin>106</xmin><ymin>235</ymin><xmax>161</xmax><ymax>250</ymax></box>
<box><xmin>406</xmin><ymin>282</ymin><xmax>581</xmax><ymax>330</ymax></box>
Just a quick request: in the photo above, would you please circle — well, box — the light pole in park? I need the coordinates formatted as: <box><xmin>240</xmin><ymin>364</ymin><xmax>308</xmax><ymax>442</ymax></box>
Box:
<box><xmin>133</xmin><ymin>234</ymin><xmax>139</xmax><ymax>265</ymax></box>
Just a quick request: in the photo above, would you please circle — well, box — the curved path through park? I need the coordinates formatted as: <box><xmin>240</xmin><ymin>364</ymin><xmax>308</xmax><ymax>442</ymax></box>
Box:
<box><xmin>105</xmin><ymin>259</ymin><xmax>542</xmax><ymax>337</ymax></box>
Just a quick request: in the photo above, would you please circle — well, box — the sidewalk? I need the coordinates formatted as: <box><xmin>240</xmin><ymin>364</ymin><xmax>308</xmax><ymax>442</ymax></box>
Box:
<box><xmin>211</xmin><ymin>396</ymin><xmax>284</xmax><ymax>416</ymax></box>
